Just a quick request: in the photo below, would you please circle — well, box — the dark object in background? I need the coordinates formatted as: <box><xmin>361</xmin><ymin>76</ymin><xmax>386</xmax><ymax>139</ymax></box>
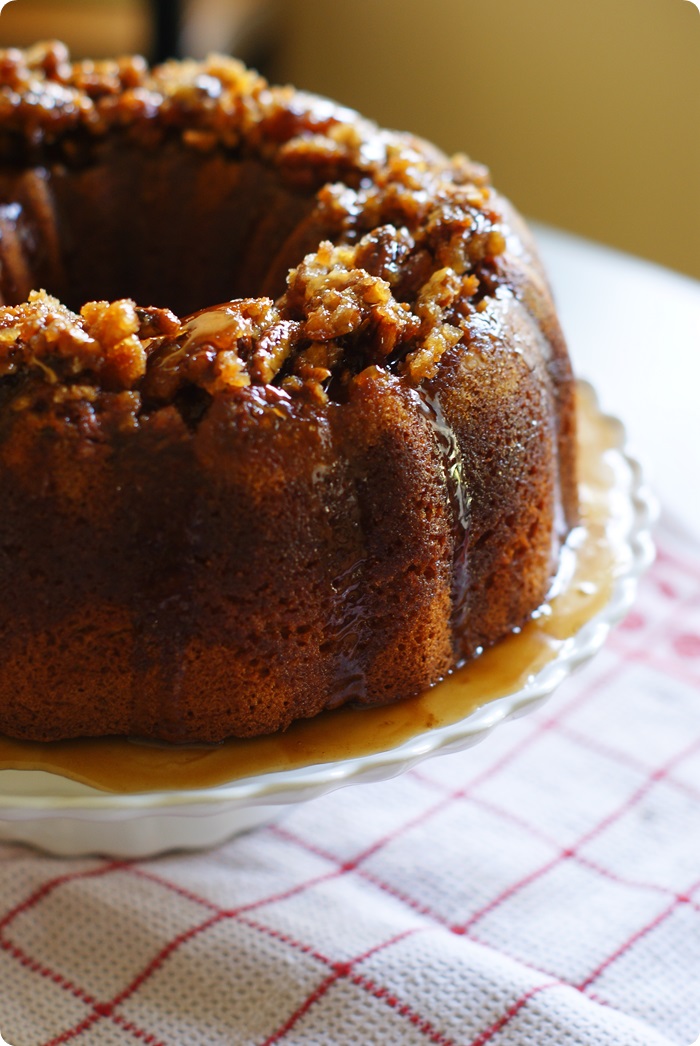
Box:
<box><xmin>152</xmin><ymin>0</ymin><xmax>183</xmax><ymax>61</ymax></box>
<box><xmin>149</xmin><ymin>0</ymin><xmax>279</xmax><ymax>77</ymax></box>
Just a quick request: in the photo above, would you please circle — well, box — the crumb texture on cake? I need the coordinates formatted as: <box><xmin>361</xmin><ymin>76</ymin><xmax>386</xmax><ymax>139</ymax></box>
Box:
<box><xmin>0</xmin><ymin>43</ymin><xmax>577</xmax><ymax>743</ymax></box>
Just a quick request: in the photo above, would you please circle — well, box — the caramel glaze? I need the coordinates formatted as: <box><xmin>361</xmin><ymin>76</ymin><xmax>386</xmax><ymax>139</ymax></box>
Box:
<box><xmin>0</xmin><ymin>43</ymin><xmax>577</xmax><ymax>744</ymax></box>
<box><xmin>0</xmin><ymin>384</ymin><xmax>620</xmax><ymax>793</ymax></box>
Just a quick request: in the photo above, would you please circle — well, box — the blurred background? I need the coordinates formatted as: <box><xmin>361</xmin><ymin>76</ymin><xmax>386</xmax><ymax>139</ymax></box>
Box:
<box><xmin>0</xmin><ymin>0</ymin><xmax>698</xmax><ymax>280</ymax></box>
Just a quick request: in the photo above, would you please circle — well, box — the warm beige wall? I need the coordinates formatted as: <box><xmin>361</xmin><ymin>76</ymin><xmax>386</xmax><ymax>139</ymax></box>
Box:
<box><xmin>0</xmin><ymin>1</ymin><xmax>151</xmax><ymax>57</ymax></box>
<box><xmin>276</xmin><ymin>0</ymin><xmax>700</xmax><ymax>280</ymax></box>
<box><xmin>0</xmin><ymin>0</ymin><xmax>271</xmax><ymax>62</ymax></box>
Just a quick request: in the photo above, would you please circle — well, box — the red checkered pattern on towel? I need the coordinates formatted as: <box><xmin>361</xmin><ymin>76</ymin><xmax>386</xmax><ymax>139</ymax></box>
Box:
<box><xmin>1</xmin><ymin>517</ymin><xmax>700</xmax><ymax>1046</ymax></box>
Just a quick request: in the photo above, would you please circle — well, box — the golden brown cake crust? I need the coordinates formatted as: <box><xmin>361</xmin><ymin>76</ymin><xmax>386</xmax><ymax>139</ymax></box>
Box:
<box><xmin>0</xmin><ymin>43</ymin><xmax>577</xmax><ymax>742</ymax></box>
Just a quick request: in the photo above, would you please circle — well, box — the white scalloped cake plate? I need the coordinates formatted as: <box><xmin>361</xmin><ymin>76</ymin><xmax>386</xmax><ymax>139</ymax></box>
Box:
<box><xmin>0</xmin><ymin>382</ymin><xmax>656</xmax><ymax>857</ymax></box>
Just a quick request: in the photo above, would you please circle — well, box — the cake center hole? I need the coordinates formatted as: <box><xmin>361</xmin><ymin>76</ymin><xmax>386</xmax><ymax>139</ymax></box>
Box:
<box><xmin>8</xmin><ymin>147</ymin><xmax>318</xmax><ymax>316</ymax></box>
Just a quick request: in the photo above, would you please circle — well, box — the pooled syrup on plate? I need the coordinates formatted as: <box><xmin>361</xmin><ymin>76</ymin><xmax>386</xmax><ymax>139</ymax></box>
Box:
<box><xmin>0</xmin><ymin>385</ymin><xmax>625</xmax><ymax>794</ymax></box>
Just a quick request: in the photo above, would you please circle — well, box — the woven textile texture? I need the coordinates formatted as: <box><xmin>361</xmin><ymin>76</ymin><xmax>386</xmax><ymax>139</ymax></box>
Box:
<box><xmin>1</xmin><ymin>518</ymin><xmax>699</xmax><ymax>1046</ymax></box>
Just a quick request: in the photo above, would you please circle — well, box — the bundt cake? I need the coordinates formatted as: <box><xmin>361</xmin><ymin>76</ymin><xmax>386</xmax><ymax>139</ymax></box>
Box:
<box><xmin>0</xmin><ymin>42</ymin><xmax>577</xmax><ymax>743</ymax></box>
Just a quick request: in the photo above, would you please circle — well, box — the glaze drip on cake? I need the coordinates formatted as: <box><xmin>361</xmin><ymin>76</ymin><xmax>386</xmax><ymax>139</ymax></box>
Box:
<box><xmin>0</xmin><ymin>43</ymin><xmax>577</xmax><ymax>743</ymax></box>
